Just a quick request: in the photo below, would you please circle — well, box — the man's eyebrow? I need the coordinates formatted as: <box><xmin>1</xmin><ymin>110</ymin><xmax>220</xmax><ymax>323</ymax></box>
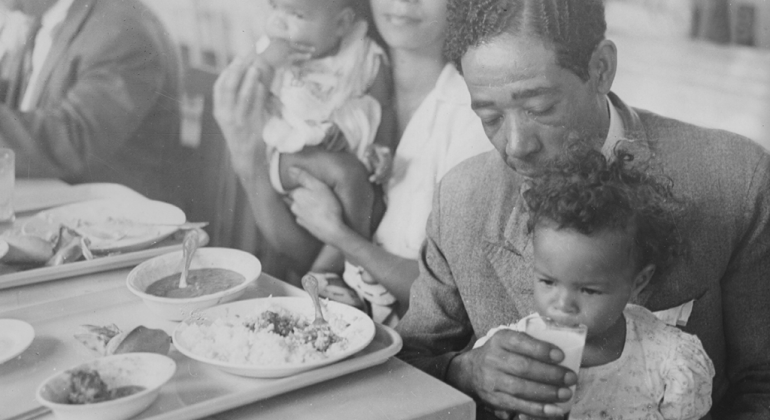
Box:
<box><xmin>471</xmin><ymin>100</ymin><xmax>495</xmax><ymax>110</ymax></box>
<box><xmin>510</xmin><ymin>86</ymin><xmax>557</xmax><ymax>100</ymax></box>
<box><xmin>471</xmin><ymin>87</ymin><xmax>558</xmax><ymax>110</ymax></box>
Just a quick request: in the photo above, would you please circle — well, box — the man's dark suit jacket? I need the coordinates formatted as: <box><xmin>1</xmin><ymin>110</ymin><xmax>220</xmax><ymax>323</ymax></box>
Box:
<box><xmin>0</xmin><ymin>0</ymin><xmax>182</xmax><ymax>203</ymax></box>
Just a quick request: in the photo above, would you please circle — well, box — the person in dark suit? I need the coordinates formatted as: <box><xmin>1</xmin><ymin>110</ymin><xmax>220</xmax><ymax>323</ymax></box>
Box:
<box><xmin>0</xmin><ymin>0</ymin><xmax>182</xmax><ymax>204</ymax></box>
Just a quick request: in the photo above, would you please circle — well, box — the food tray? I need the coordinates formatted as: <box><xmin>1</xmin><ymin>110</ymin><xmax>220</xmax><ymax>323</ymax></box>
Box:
<box><xmin>0</xmin><ymin>277</ymin><xmax>403</xmax><ymax>420</ymax></box>
<box><xmin>0</xmin><ymin>230</ymin><xmax>209</xmax><ymax>290</ymax></box>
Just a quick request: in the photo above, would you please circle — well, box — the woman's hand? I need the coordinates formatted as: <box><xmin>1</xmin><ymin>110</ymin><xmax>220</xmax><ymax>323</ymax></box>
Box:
<box><xmin>287</xmin><ymin>168</ymin><xmax>351</xmax><ymax>247</ymax></box>
<box><xmin>213</xmin><ymin>57</ymin><xmax>268</xmax><ymax>177</ymax></box>
<box><xmin>287</xmin><ymin>167</ymin><xmax>420</xmax><ymax>304</ymax></box>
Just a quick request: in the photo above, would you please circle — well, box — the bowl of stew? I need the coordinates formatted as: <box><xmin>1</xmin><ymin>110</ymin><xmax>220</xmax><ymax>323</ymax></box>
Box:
<box><xmin>36</xmin><ymin>352</ymin><xmax>176</xmax><ymax>420</ymax></box>
<box><xmin>126</xmin><ymin>247</ymin><xmax>262</xmax><ymax>321</ymax></box>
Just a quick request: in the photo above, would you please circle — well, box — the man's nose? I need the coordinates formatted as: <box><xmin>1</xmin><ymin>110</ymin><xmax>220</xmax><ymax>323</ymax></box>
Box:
<box><xmin>504</xmin><ymin>116</ymin><xmax>540</xmax><ymax>159</ymax></box>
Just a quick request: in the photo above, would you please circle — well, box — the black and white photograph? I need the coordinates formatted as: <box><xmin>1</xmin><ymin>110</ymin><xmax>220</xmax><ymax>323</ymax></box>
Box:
<box><xmin>1</xmin><ymin>1</ymin><xmax>768</xmax><ymax>419</ymax></box>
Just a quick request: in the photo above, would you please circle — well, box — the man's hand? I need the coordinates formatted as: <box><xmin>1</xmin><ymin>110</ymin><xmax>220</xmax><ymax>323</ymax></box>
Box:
<box><xmin>448</xmin><ymin>329</ymin><xmax>577</xmax><ymax>418</ymax></box>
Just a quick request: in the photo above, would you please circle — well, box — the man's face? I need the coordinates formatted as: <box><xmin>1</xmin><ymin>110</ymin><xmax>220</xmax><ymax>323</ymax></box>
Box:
<box><xmin>462</xmin><ymin>33</ymin><xmax>608</xmax><ymax>177</ymax></box>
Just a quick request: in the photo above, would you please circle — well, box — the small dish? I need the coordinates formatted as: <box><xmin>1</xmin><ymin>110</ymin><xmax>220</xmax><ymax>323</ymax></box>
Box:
<box><xmin>0</xmin><ymin>318</ymin><xmax>35</xmax><ymax>364</ymax></box>
<box><xmin>36</xmin><ymin>352</ymin><xmax>176</xmax><ymax>420</ymax></box>
<box><xmin>126</xmin><ymin>247</ymin><xmax>262</xmax><ymax>321</ymax></box>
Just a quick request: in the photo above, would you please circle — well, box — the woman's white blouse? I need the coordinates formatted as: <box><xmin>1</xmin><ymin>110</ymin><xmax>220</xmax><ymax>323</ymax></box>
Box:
<box><xmin>373</xmin><ymin>63</ymin><xmax>493</xmax><ymax>259</ymax></box>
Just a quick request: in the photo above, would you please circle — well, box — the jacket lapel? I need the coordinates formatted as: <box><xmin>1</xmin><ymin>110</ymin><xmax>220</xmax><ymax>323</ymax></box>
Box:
<box><xmin>481</xmin><ymin>187</ymin><xmax>535</xmax><ymax>319</ymax></box>
<box><xmin>608</xmin><ymin>92</ymin><xmax>650</xmax><ymax>147</ymax></box>
<box><xmin>25</xmin><ymin>0</ymin><xmax>94</xmax><ymax>108</ymax></box>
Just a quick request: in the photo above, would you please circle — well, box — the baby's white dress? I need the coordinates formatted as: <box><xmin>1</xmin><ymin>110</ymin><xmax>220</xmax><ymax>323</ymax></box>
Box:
<box><xmin>262</xmin><ymin>20</ymin><xmax>386</xmax><ymax>162</ymax></box>
<box><xmin>475</xmin><ymin>304</ymin><xmax>715</xmax><ymax>419</ymax></box>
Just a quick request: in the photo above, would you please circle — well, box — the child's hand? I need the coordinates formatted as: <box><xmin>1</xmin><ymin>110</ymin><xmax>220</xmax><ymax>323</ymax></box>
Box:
<box><xmin>365</xmin><ymin>144</ymin><xmax>393</xmax><ymax>184</ymax></box>
<box><xmin>258</xmin><ymin>37</ymin><xmax>315</xmax><ymax>69</ymax></box>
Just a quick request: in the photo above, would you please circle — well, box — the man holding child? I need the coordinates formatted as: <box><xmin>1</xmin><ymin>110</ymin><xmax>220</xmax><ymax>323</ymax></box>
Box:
<box><xmin>395</xmin><ymin>0</ymin><xmax>770</xmax><ymax>418</ymax></box>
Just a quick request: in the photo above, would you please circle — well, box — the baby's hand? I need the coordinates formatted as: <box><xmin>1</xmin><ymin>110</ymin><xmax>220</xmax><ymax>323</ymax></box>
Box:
<box><xmin>257</xmin><ymin>37</ymin><xmax>315</xmax><ymax>69</ymax></box>
<box><xmin>365</xmin><ymin>144</ymin><xmax>393</xmax><ymax>184</ymax></box>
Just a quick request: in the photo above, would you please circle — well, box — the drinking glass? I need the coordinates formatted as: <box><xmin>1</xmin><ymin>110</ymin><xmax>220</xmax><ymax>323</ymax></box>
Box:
<box><xmin>0</xmin><ymin>148</ymin><xmax>14</xmax><ymax>223</ymax></box>
<box><xmin>525</xmin><ymin>316</ymin><xmax>587</xmax><ymax>416</ymax></box>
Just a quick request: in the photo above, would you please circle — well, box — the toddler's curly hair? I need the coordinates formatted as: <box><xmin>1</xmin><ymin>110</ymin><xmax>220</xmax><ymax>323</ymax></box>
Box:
<box><xmin>523</xmin><ymin>144</ymin><xmax>686</xmax><ymax>278</ymax></box>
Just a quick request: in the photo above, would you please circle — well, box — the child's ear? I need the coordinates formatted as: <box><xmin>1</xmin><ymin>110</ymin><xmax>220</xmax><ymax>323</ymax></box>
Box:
<box><xmin>336</xmin><ymin>7</ymin><xmax>356</xmax><ymax>37</ymax></box>
<box><xmin>631</xmin><ymin>264</ymin><xmax>655</xmax><ymax>300</ymax></box>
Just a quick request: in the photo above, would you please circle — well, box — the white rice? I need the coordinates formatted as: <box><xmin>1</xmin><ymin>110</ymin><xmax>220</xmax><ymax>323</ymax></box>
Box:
<box><xmin>177</xmin><ymin>304</ymin><xmax>368</xmax><ymax>366</ymax></box>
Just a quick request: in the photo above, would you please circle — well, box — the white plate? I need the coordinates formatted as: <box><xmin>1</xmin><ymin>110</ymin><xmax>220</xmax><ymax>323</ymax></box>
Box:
<box><xmin>21</xmin><ymin>198</ymin><xmax>186</xmax><ymax>253</ymax></box>
<box><xmin>173</xmin><ymin>297</ymin><xmax>376</xmax><ymax>378</ymax></box>
<box><xmin>0</xmin><ymin>319</ymin><xmax>35</xmax><ymax>364</ymax></box>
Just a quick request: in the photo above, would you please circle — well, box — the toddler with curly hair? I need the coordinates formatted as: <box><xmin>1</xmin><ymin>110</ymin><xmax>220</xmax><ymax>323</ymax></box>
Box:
<box><xmin>474</xmin><ymin>145</ymin><xmax>715</xmax><ymax>419</ymax></box>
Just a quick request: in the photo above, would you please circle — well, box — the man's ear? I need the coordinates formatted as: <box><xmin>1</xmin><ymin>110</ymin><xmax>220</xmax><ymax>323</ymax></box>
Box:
<box><xmin>631</xmin><ymin>264</ymin><xmax>655</xmax><ymax>300</ymax></box>
<box><xmin>589</xmin><ymin>39</ymin><xmax>617</xmax><ymax>95</ymax></box>
<box><xmin>336</xmin><ymin>7</ymin><xmax>356</xmax><ymax>37</ymax></box>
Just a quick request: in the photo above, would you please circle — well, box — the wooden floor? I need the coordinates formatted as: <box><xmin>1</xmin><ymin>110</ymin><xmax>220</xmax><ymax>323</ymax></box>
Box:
<box><xmin>610</xmin><ymin>30</ymin><xmax>770</xmax><ymax>151</ymax></box>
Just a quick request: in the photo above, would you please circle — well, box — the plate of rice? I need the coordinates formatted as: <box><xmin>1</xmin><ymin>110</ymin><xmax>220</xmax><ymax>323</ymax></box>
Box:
<box><xmin>172</xmin><ymin>297</ymin><xmax>376</xmax><ymax>378</ymax></box>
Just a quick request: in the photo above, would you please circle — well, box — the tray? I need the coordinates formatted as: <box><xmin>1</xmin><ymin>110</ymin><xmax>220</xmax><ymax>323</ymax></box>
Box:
<box><xmin>0</xmin><ymin>230</ymin><xmax>209</xmax><ymax>291</ymax></box>
<box><xmin>0</xmin><ymin>277</ymin><xmax>402</xmax><ymax>420</ymax></box>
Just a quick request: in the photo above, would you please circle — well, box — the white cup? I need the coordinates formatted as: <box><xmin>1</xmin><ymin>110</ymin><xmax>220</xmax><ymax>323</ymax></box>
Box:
<box><xmin>0</xmin><ymin>148</ymin><xmax>14</xmax><ymax>223</ymax></box>
<box><xmin>525</xmin><ymin>316</ymin><xmax>587</xmax><ymax>413</ymax></box>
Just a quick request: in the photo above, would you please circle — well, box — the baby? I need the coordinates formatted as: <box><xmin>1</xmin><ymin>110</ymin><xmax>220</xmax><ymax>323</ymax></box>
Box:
<box><xmin>475</xmin><ymin>146</ymin><xmax>715</xmax><ymax>419</ymax></box>
<box><xmin>254</xmin><ymin>0</ymin><xmax>396</xmax><ymax>303</ymax></box>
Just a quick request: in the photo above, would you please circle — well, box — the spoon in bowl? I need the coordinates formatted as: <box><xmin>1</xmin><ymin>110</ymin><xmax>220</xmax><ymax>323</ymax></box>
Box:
<box><xmin>301</xmin><ymin>274</ymin><xmax>327</xmax><ymax>326</ymax></box>
<box><xmin>178</xmin><ymin>229</ymin><xmax>199</xmax><ymax>289</ymax></box>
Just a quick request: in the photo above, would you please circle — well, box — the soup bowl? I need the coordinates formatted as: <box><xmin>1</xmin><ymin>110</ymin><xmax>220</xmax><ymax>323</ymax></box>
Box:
<box><xmin>36</xmin><ymin>353</ymin><xmax>176</xmax><ymax>420</ymax></box>
<box><xmin>127</xmin><ymin>247</ymin><xmax>262</xmax><ymax>321</ymax></box>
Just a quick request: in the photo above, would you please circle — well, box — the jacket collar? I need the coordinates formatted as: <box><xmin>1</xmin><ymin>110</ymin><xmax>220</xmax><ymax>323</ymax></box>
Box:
<box><xmin>479</xmin><ymin>167</ymin><xmax>534</xmax><ymax>318</ymax></box>
<box><xmin>608</xmin><ymin>91</ymin><xmax>649</xmax><ymax>146</ymax></box>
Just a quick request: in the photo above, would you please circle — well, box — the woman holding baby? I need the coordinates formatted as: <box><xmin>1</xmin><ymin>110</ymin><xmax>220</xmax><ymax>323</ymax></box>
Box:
<box><xmin>213</xmin><ymin>0</ymin><xmax>491</xmax><ymax>325</ymax></box>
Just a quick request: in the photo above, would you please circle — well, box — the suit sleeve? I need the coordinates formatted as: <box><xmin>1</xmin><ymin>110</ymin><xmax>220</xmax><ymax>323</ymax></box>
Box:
<box><xmin>0</xmin><ymin>16</ymin><xmax>169</xmax><ymax>179</ymax></box>
<box><xmin>713</xmin><ymin>153</ymin><xmax>770</xmax><ymax>419</ymax></box>
<box><xmin>395</xmin><ymin>178</ymin><xmax>476</xmax><ymax>380</ymax></box>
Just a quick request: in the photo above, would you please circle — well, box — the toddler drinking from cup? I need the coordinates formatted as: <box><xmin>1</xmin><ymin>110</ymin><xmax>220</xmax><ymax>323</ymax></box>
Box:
<box><xmin>475</xmin><ymin>145</ymin><xmax>715</xmax><ymax>419</ymax></box>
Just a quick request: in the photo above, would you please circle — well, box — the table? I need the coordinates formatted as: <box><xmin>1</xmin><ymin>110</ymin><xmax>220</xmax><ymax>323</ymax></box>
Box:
<box><xmin>0</xmin><ymin>181</ymin><xmax>476</xmax><ymax>420</ymax></box>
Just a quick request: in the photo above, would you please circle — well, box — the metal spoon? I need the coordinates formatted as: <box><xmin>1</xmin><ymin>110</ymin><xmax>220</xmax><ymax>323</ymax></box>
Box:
<box><xmin>301</xmin><ymin>275</ymin><xmax>327</xmax><ymax>326</ymax></box>
<box><xmin>5</xmin><ymin>405</ymin><xmax>51</xmax><ymax>420</ymax></box>
<box><xmin>178</xmin><ymin>229</ymin><xmax>199</xmax><ymax>289</ymax></box>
